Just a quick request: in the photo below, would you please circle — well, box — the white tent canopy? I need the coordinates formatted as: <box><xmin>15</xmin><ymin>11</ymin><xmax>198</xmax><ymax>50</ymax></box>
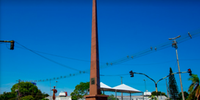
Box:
<box><xmin>100</xmin><ymin>82</ymin><xmax>142</xmax><ymax>93</ymax></box>
<box><xmin>112</xmin><ymin>84</ymin><xmax>142</xmax><ymax>93</ymax></box>
<box><xmin>100</xmin><ymin>82</ymin><xmax>114</xmax><ymax>91</ymax></box>
<box><xmin>100</xmin><ymin>82</ymin><xmax>143</xmax><ymax>100</ymax></box>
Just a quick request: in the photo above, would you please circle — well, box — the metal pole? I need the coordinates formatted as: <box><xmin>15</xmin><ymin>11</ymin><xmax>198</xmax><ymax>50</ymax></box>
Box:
<box><xmin>121</xmin><ymin>77</ymin><xmax>123</xmax><ymax>100</ymax></box>
<box><xmin>50</xmin><ymin>80</ymin><xmax>51</xmax><ymax>97</ymax></box>
<box><xmin>155</xmin><ymin>83</ymin><xmax>158</xmax><ymax>100</ymax></box>
<box><xmin>175</xmin><ymin>48</ymin><xmax>185</xmax><ymax>100</ymax></box>
<box><xmin>166</xmin><ymin>79</ymin><xmax>170</xmax><ymax>99</ymax></box>
<box><xmin>142</xmin><ymin>92</ymin><xmax>144</xmax><ymax>100</ymax></box>
<box><xmin>115</xmin><ymin>90</ymin><xmax>117</xmax><ymax>100</ymax></box>
<box><xmin>144</xmin><ymin>79</ymin><xmax>146</xmax><ymax>91</ymax></box>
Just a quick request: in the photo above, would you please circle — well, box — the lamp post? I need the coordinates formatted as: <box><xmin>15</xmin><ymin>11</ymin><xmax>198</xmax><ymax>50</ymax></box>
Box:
<box><xmin>56</xmin><ymin>81</ymin><xmax>58</xmax><ymax>87</ymax></box>
<box><xmin>50</xmin><ymin>79</ymin><xmax>51</xmax><ymax>97</ymax></box>
<box><xmin>121</xmin><ymin>77</ymin><xmax>123</xmax><ymax>100</ymax></box>
<box><xmin>144</xmin><ymin>79</ymin><xmax>147</xmax><ymax>92</ymax></box>
<box><xmin>169</xmin><ymin>35</ymin><xmax>185</xmax><ymax>100</ymax></box>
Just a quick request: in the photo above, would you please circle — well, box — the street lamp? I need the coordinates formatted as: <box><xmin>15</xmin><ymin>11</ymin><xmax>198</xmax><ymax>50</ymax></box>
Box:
<box><xmin>169</xmin><ymin>35</ymin><xmax>185</xmax><ymax>100</ymax></box>
<box><xmin>144</xmin><ymin>79</ymin><xmax>147</xmax><ymax>92</ymax></box>
<box><xmin>56</xmin><ymin>81</ymin><xmax>58</xmax><ymax>88</ymax></box>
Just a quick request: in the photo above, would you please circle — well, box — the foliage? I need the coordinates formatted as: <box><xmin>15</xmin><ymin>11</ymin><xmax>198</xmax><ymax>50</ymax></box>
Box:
<box><xmin>188</xmin><ymin>74</ymin><xmax>200</xmax><ymax>100</ymax></box>
<box><xmin>108</xmin><ymin>94</ymin><xmax>119</xmax><ymax>100</ymax></box>
<box><xmin>187</xmin><ymin>91</ymin><xmax>197</xmax><ymax>100</ymax></box>
<box><xmin>0</xmin><ymin>92</ymin><xmax>16</xmax><ymax>100</ymax></box>
<box><xmin>0</xmin><ymin>82</ymin><xmax>48</xmax><ymax>100</ymax></box>
<box><xmin>20</xmin><ymin>95</ymin><xmax>34</xmax><ymax>100</ymax></box>
<box><xmin>178</xmin><ymin>91</ymin><xmax>189</xmax><ymax>100</ymax></box>
<box><xmin>42</xmin><ymin>92</ymin><xmax>49</xmax><ymax>97</ymax></box>
<box><xmin>151</xmin><ymin>91</ymin><xmax>167</xmax><ymax>97</ymax></box>
<box><xmin>168</xmin><ymin>67</ymin><xmax>179</xmax><ymax>100</ymax></box>
<box><xmin>70</xmin><ymin>82</ymin><xmax>89</xmax><ymax>100</ymax></box>
<box><xmin>11</xmin><ymin>82</ymin><xmax>39</xmax><ymax>97</ymax></box>
<box><xmin>149</xmin><ymin>95</ymin><xmax>157</xmax><ymax>100</ymax></box>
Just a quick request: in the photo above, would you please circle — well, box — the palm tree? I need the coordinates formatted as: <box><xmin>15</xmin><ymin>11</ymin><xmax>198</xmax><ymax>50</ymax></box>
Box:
<box><xmin>188</xmin><ymin>74</ymin><xmax>200</xmax><ymax>100</ymax></box>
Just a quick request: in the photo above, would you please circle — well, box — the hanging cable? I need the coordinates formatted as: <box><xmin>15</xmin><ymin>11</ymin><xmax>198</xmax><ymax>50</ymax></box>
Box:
<box><xmin>16</xmin><ymin>42</ymin><xmax>81</xmax><ymax>72</ymax></box>
<box><xmin>21</xmin><ymin>29</ymin><xmax>200</xmax><ymax>82</ymax></box>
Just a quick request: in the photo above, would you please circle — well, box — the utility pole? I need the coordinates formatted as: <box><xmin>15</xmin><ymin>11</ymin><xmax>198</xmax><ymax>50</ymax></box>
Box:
<box><xmin>121</xmin><ymin>77</ymin><xmax>123</xmax><ymax>100</ymax></box>
<box><xmin>169</xmin><ymin>35</ymin><xmax>185</xmax><ymax>100</ymax></box>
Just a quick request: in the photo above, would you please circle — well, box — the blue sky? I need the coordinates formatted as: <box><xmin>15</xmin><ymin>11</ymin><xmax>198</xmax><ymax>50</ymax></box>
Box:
<box><xmin>1</xmin><ymin>0</ymin><xmax>200</xmax><ymax>96</ymax></box>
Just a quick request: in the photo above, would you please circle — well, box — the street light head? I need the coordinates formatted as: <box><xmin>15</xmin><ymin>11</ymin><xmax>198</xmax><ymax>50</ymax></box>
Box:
<box><xmin>169</xmin><ymin>35</ymin><xmax>181</xmax><ymax>40</ymax></box>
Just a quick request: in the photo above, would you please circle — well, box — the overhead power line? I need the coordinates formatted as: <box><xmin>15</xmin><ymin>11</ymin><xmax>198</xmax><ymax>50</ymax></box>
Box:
<box><xmin>99</xmin><ymin>29</ymin><xmax>200</xmax><ymax>69</ymax></box>
<box><xmin>16</xmin><ymin>42</ymin><xmax>82</xmax><ymax>72</ymax></box>
<box><xmin>19</xmin><ymin>29</ymin><xmax>200</xmax><ymax>82</ymax></box>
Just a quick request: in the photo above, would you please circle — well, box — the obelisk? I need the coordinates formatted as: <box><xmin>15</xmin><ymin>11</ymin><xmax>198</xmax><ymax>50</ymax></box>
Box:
<box><xmin>85</xmin><ymin>0</ymin><xmax>108</xmax><ymax>100</ymax></box>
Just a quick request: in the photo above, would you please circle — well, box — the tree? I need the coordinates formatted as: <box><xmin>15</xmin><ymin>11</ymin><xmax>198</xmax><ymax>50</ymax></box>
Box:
<box><xmin>10</xmin><ymin>82</ymin><xmax>47</xmax><ymax>100</ymax></box>
<box><xmin>70</xmin><ymin>82</ymin><xmax>89</xmax><ymax>100</ymax></box>
<box><xmin>0</xmin><ymin>92</ymin><xmax>16</xmax><ymax>100</ymax></box>
<box><xmin>188</xmin><ymin>74</ymin><xmax>200</xmax><ymax>100</ymax></box>
<box><xmin>168</xmin><ymin>67</ymin><xmax>179</xmax><ymax>100</ymax></box>
<box><xmin>178</xmin><ymin>91</ymin><xmax>189</xmax><ymax>100</ymax></box>
<box><xmin>108</xmin><ymin>94</ymin><xmax>119</xmax><ymax>100</ymax></box>
<box><xmin>151</xmin><ymin>91</ymin><xmax>167</xmax><ymax>97</ymax></box>
<box><xmin>11</xmin><ymin>82</ymin><xmax>39</xmax><ymax>97</ymax></box>
<box><xmin>0</xmin><ymin>82</ymin><xmax>48</xmax><ymax>100</ymax></box>
<box><xmin>150</xmin><ymin>91</ymin><xmax>167</xmax><ymax>100</ymax></box>
<box><xmin>20</xmin><ymin>95</ymin><xmax>34</xmax><ymax>100</ymax></box>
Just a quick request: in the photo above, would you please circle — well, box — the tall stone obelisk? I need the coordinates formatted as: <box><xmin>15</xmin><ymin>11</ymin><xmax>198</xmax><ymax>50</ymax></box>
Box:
<box><xmin>85</xmin><ymin>0</ymin><xmax>108</xmax><ymax>100</ymax></box>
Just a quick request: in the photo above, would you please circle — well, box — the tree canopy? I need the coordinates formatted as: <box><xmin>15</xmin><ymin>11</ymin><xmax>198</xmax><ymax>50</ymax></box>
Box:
<box><xmin>0</xmin><ymin>92</ymin><xmax>16</xmax><ymax>100</ymax></box>
<box><xmin>151</xmin><ymin>91</ymin><xmax>167</xmax><ymax>97</ymax></box>
<box><xmin>0</xmin><ymin>82</ymin><xmax>49</xmax><ymax>100</ymax></box>
<box><xmin>108</xmin><ymin>94</ymin><xmax>119</xmax><ymax>100</ymax></box>
<box><xmin>70</xmin><ymin>82</ymin><xmax>89</xmax><ymax>100</ymax></box>
<box><xmin>178</xmin><ymin>91</ymin><xmax>189</xmax><ymax>100</ymax></box>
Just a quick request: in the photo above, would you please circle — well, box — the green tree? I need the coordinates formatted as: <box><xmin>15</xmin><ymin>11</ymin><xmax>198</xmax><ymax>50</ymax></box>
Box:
<box><xmin>11</xmin><ymin>82</ymin><xmax>39</xmax><ymax>97</ymax></box>
<box><xmin>178</xmin><ymin>91</ymin><xmax>189</xmax><ymax>100</ymax></box>
<box><xmin>188</xmin><ymin>74</ymin><xmax>200</xmax><ymax>100</ymax></box>
<box><xmin>11</xmin><ymin>82</ymin><xmax>47</xmax><ymax>100</ymax></box>
<box><xmin>0</xmin><ymin>92</ymin><xmax>16</xmax><ymax>100</ymax></box>
<box><xmin>168</xmin><ymin>67</ymin><xmax>179</xmax><ymax>100</ymax></box>
<box><xmin>151</xmin><ymin>91</ymin><xmax>167</xmax><ymax>97</ymax></box>
<box><xmin>70</xmin><ymin>82</ymin><xmax>89</xmax><ymax>100</ymax></box>
<box><xmin>20</xmin><ymin>95</ymin><xmax>34</xmax><ymax>100</ymax></box>
<box><xmin>108</xmin><ymin>94</ymin><xmax>119</xmax><ymax>100</ymax></box>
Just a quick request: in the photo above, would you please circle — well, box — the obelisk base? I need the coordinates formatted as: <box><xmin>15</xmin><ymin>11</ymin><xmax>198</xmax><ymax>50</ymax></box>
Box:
<box><xmin>85</xmin><ymin>95</ymin><xmax>108</xmax><ymax>100</ymax></box>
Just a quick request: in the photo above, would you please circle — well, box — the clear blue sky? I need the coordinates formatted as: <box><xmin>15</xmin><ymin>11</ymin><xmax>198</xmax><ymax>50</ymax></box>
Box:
<box><xmin>1</xmin><ymin>0</ymin><xmax>200</xmax><ymax>96</ymax></box>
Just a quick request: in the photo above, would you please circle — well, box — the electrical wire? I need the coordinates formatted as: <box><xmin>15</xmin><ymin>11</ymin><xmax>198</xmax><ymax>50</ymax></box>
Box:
<box><xmin>12</xmin><ymin>44</ymin><xmax>109</xmax><ymax>64</ymax></box>
<box><xmin>15</xmin><ymin>42</ymin><xmax>81</xmax><ymax>72</ymax></box>
<box><xmin>19</xmin><ymin>29</ymin><xmax>200</xmax><ymax>82</ymax></box>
